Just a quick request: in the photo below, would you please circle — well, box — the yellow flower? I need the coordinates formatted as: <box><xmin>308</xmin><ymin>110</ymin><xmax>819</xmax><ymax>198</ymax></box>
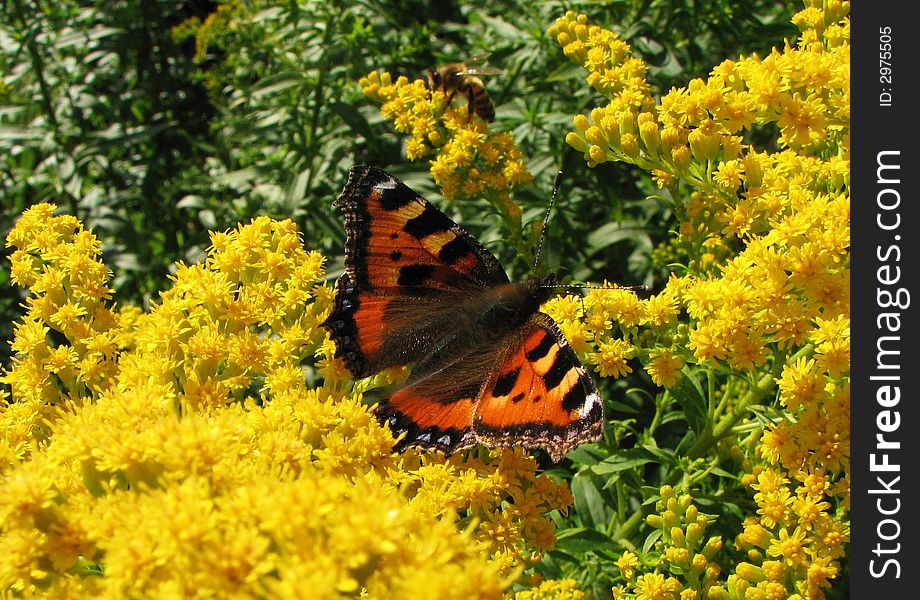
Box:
<box><xmin>616</xmin><ymin>550</ymin><xmax>640</xmax><ymax>579</ymax></box>
<box><xmin>810</xmin><ymin>315</ymin><xmax>850</xmax><ymax>378</ymax></box>
<box><xmin>755</xmin><ymin>489</ymin><xmax>794</xmax><ymax>529</ymax></box>
<box><xmin>766</xmin><ymin>527</ymin><xmax>808</xmax><ymax>569</ymax></box>
<box><xmin>588</xmin><ymin>338</ymin><xmax>633</xmax><ymax>378</ymax></box>
<box><xmin>791</xmin><ymin>492</ymin><xmax>830</xmax><ymax>530</ymax></box>
<box><xmin>633</xmin><ymin>572</ymin><xmax>682</xmax><ymax>600</ymax></box>
<box><xmin>645</xmin><ymin>348</ymin><xmax>685</xmax><ymax>388</ymax></box>
<box><xmin>776</xmin><ymin>357</ymin><xmax>824</xmax><ymax>412</ymax></box>
<box><xmin>359</xmin><ymin>70</ymin><xmax>532</xmax><ymax>206</ymax></box>
<box><xmin>586</xmin><ymin>286</ymin><xmax>646</xmax><ymax>330</ymax></box>
<box><xmin>513</xmin><ymin>578</ymin><xmax>585</xmax><ymax>600</ymax></box>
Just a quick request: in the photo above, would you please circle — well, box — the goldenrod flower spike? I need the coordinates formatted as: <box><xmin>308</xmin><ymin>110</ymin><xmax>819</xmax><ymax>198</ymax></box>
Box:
<box><xmin>544</xmin><ymin>5</ymin><xmax>849</xmax><ymax>598</ymax></box>
<box><xmin>2</xmin><ymin>207</ymin><xmax>574</xmax><ymax>595</ymax></box>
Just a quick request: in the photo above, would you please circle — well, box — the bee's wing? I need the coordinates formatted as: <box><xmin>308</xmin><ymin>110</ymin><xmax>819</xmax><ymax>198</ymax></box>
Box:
<box><xmin>463</xmin><ymin>51</ymin><xmax>492</xmax><ymax>65</ymax></box>
<box><xmin>456</xmin><ymin>66</ymin><xmax>502</xmax><ymax>76</ymax></box>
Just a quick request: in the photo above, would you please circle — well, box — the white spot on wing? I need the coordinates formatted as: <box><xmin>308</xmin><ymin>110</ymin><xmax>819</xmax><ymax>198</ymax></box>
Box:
<box><xmin>417</xmin><ymin>432</ymin><xmax>431</xmax><ymax>443</ymax></box>
<box><xmin>579</xmin><ymin>391</ymin><xmax>602</xmax><ymax>418</ymax></box>
<box><xmin>376</xmin><ymin>177</ymin><xmax>399</xmax><ymax>190</ymax></box>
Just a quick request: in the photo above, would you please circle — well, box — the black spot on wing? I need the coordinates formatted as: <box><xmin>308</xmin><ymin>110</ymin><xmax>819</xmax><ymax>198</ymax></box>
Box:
<box><xmin>377</xmin><ymin>181</ymin><xmax>417</xmax><ymax>211</ymax></box>
<box><xmin>526</xmin><ymin>333</ymin><xmax>555</xmax><ymax>362</ymax></box>
<box><xmin>398</xmin><ymin>264</ymin><xmax>435</xmax><ymax>287</ymax></box>
<box><xmin>492</xmin><ymin>367</ymin><xmax>521</xmax><ymax>397</ymax></box>
<box><xmin>438</xmin><ymin>236</ymin><xmax>472</xmax><ymax>265</ymax></box>
<box><xmin>542</xmin><ymin>354</ymin><xmax>570</xmax><ymax>390</ymax></box>
<box><xmin>390</xmin><ymin>249</ymin><xmax>402</xmax><ymax>262</ymax></box>
<box><xmin>510</xmin><ymin>392</ymin><xmax>525</xmax><ymax>403</ymax></box>
<box><xmin>561</xmin><ymin>383</ymin><xmax>586</xmax><ymax>412</ymax></box>
<box><xmin>404</xmin><ymin>204</ymin><xmax>454</xmax><ymax>240</ymax></box>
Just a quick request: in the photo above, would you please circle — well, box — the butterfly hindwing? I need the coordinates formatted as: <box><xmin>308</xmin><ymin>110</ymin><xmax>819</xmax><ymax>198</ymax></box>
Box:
<box><xmin>472</xmin><ymin>312</ymin><xmax>604</xmax><ymax>462</ymax></box>
<box><xmin>375</xmin><ymin>384</ymin><xmax>479</xmax><ymax>455</ymax></box>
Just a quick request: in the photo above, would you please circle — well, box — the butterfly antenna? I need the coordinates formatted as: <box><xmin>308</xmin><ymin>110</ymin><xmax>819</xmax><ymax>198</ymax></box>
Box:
<box><xmin>541</xmin><ymin>283</ymin><xmax>648</xmax><ymax>293</ymax></box>
<box><xmin>533</xmin><ymin>170</ymin><xmax>564</xmax><ymax>274</ymax></box>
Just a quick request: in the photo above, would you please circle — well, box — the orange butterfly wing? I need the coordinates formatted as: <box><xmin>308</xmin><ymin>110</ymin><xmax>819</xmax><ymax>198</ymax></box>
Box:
<box><xmin>375</xmin><ymin>382</ymin><xmax>479</xmax><ymax>455</ymax></box>
<box><xmin>324</xmin><ymin>166</ymin><xmax>606</xmax><ymax>460</ymax></box>
<box><xmin>324</xmin><ymin>165</ymin><xmax>508</xmax><ymax>378</ymax></box>
<box><xmin>472</xmin><ymin>313</ymin><xmax>604</xmax><ymax>461</ymax></box>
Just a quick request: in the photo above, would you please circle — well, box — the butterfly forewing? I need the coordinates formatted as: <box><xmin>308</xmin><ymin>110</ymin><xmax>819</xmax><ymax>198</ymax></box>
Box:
<box><xmin>325</xmin><ymin>166</ymin><xmax>509</xmax><ymax>376</ymax></box>
<box><xmin>333</xmin><ymin>165</ymin><xmax>508</xmax><ymax>293</ymax></box>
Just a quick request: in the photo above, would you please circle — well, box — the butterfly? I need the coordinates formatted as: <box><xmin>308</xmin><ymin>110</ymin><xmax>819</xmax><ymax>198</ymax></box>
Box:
<box><xmin>322</xmin><ymin>165</ymin><xmax>604</xmax><ymax>461</ymax></box>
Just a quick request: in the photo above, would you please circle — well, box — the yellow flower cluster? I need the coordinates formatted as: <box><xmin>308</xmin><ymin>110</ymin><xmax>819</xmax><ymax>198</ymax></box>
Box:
<box><xmin>1</xmin><ymin>205</ymin><xmax>573</xmax><ymax>596</ymax></box>
<box><xmin>513</xmin><ymin>577</ymin><xmax>585</xmax><ymax>600</ymax></box>
<box><xmin>552</xmin><ymin>3</ymin><xmax>848</xmax><ymax>171</ymax></box>
<box><xmin>3</xmin><ymin>203</ymin><xmax>122</xmax><ymax>465</ymax></box>
<box><xmin>542</xmin><ymin>280</ymin><xmax>683</xmax><ymax>389</ymax></box>
<box><xmin>619</xmin><ymin>486</ymin><xmax>723</xmax><ymax>600</ymax></box>
<box><xmin>548</xmin><ymin>2</ymin><xmax>849</xmax><ymax>598</ymax></box>
<box><xmin>547</xmin><ymin>12</ymin><xmax>656</xmax><ymax>170</ymax></box>
<box><xmin>608</xmin><ymin>481</ymin><xmax>842</xmax><ymax>600</ymax></box>
<box><xmin>603</xmin><ymin>482</ymin><xmax>843</xmax><ymax>600</ymax></box>
<box><xmin>359</xmin><ymin>70</ymin><xmax>532</xmax><ymax>224</ymax></box>
<box><xmin>713</xmin><ymin>466</ymin><xmax>847</xmax><ymax>600</ymax></box>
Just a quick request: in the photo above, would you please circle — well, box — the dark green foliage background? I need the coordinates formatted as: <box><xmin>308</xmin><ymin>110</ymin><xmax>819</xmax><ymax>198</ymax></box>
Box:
<box><xmin>1</xmin><ymin>0</ymin><xmax>798</xmax><ymax>593</ymax></box>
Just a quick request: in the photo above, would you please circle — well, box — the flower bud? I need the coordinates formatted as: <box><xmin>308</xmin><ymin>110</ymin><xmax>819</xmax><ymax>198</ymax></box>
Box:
<box><xmin>672</xmin><ymin>146</ymin><xmax>692</xmax><ymax>170</ymax></box>
<box><xmin>566</xmin><ymin>132</ymin><xmax>589</xmax><ymax>153</ymax></box>
<box><xmin>670</xmin><ymin>527</ymin><xmax>686</xmax><ymax>547</ymax></box>
<box><xmin>589</xmin><ymin>145</ymin><xmax>607</xmax><ymax>164</ymax></box>
<box><xmin>736</xmin><ymin>562</ymin><xmax>765</xmax><ymax>583</ymax></box>
<box><xmin>639</xmin><ymin>120</ymin><xmax>661</xmax><ymax>154</ymax></box>
<box><xmin>620</xmin><ymin>133</ymin><xmax>639</xmax><ymax>158</ymax></box>
<box><xmin>586</xmin><ymin>126</ymin><xmax>606</xmax><ymax>146</ymax></box>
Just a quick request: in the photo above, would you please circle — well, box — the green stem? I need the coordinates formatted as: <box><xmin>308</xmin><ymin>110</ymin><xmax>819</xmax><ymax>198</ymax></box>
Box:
<box><xmin>712</xmin><ymin>376</ymin><xmax>732</xmax><ymax>421</ymax></box>
<box><xmin>684</xmin><ymin>343</ymin><xmax>814</xmax><ymax>458</ymax></box>
<box><xmin>613</xmin><ymin>507</ymin><xmax>645</xmax><ymax>544</ymax></box>
<box><xmin>613</xmin><ymin>478</ymin><xmax>627</xmax><ymax>535</ymax></box>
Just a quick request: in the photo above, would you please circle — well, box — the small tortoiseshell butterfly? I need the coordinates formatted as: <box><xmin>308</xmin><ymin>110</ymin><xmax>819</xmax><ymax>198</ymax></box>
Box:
<box><xmin>322</xmin><ymin>165</ymin><xmax>603</xmax><ymax>461</ymax></box>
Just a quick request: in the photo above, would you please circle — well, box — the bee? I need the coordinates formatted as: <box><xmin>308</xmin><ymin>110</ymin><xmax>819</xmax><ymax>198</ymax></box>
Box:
<box><xmin>427</xmin><ymin>54</ymin><xmax>502</xmax><ymax>122</ymax></box>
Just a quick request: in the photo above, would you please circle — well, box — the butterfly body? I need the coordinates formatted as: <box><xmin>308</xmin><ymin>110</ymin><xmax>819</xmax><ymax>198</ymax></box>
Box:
<box><xmin>323</xmin><ymin>166</ymin><xmax>604</xmax><ymax>461</ymax></box>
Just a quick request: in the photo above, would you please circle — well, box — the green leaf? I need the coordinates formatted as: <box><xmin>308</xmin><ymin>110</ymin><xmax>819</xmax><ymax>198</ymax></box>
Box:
<box><xmin>176</xmin><ymin>195</ymin><xmax>208</xmax><ymax>210</ymax></box>
<box><xmin>571</xmin><ymin>473</ymin><xmax>611</xmax><ymax>529</ymax></box>
<box><xmin>586</xmin><ymin>220</ymin><xmax>646</xmax><ymax>252</ymax></box>
<box><xmin>590</xmin><ymin>448</ymin><xmax>657</xmax><ymax>475</ymax></box>
<box><xmin>639</xmin><ymin>444</ymin><xmax>679</xmax><ymax>467</ymax></box>
<box><xmin>564</xmin><ymin>444</ymin><xmax>607</xmax><ymax>467</ymax></box>
<box><xmin>608</xmin><ymin>400</ymin><xmax>639</xmax><ymax>414</ymax></box>
<box><xmin>0</xmin><ymin>126</ymin><xmax>43</xmax><ymax>141</ymax></box>
<box><xmin>642</xmin><ymin>529</ymin><xmax>663</xmax><ymax>554</ymax></box>
<box><xmin>553</xmin><ymin>527</ymin><xmax>619</xmax><ymax>554</ymax></box>
<box><xmin>670</xmin><ymin>368</ymin><xmax>708</xmax><ymax>434</ymax></box>
<box><xmin>328</xmin><ymin>102</ymin><xmax>373</xmax><ymax>140</ymax></box>
<box><xmin>247</xmin><ymin>72</ymin><xmax>307</xmax><ymax>99</ymax></box>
